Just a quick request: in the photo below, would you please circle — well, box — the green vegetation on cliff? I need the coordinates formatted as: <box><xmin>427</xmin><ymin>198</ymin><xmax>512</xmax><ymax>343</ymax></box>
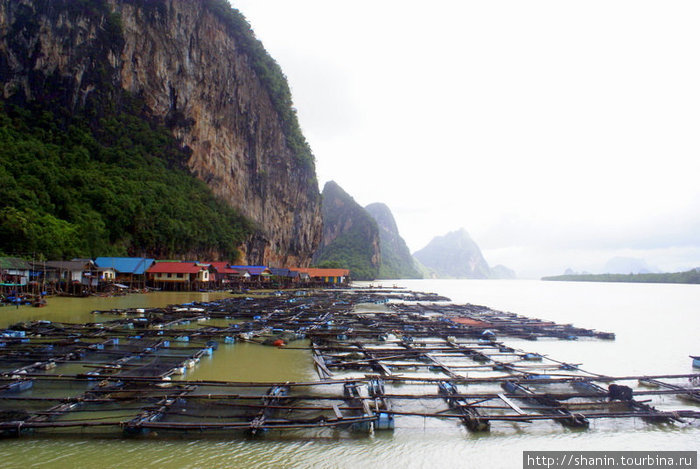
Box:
<box><xmin>365</xmin><ymin>203</ymin><xmax>421</xmax><ymax>279</ymax></box>
<box><xmin>0</xmin><ymin>0</ymin><xmax>324</xmax><ymax>261</ymax></box>
<box><xmin>204</xmin><ymin>0</ymin><xmax>314</xmax><ymax>170</ymax></box>
<box><xmin>313</xmin><ymin>182</ymin><xmax>380</xmax><ymax>280</ymax></box>
<box><xmin>0</xmin><ymin>101</ymin><xmax>252</xmax><ymax>260</ymax></box>
<box><xmin>542</xmin><ymin>269</ymin><xmax>700</xmax><ymax>284</ymax></box>
<box><xmin>314</xmin><ymin>231</ymin><xmax>378</xmax><ymax>280</ymax></box>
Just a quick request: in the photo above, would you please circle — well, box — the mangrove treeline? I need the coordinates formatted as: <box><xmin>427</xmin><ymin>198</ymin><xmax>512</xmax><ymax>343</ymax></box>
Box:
<box><xmin>541</xmin><ymin>269</ymin><xmax>700</xmax><ymax>285</ymax></box>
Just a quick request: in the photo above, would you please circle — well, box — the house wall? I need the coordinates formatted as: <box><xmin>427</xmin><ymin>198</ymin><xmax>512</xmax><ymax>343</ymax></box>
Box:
<box><xmin>101</xmin><ymin>270</ymin><xmax>115</xmax><ymax>280</ymax></box>
<box><xmin>4</xmin><ymin>269</ymin><xmax>29</xmax><ymax>285</ymax></box>
<box><xmin>196</xmin><ymin>270</ymin><xmax>210</xmax><ymax>282</ymax></box>
<box><xmin>152</xmin><ymin>273</ymin><xmax>190</xmax><ymax>282</ymax></box>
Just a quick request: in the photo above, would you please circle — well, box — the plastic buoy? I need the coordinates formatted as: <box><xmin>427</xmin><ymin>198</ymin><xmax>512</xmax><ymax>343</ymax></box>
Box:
<box><xmin>272</xmin><ymin>339</ymin><xmax>285</xmax><ymax>347</ymax></box>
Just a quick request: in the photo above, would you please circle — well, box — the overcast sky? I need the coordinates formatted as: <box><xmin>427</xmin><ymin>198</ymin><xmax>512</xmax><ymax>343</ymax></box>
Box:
<box><xmin>231</xmin><ymin>0</ymin><xmax>700</xmax><ymax>278</ymax></box>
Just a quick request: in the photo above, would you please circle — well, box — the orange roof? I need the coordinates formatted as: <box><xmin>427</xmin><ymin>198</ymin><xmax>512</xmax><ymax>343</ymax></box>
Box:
<box><xmin>452</xmin><ymin>318</ymin><xmax>492</xmax><ymax>327</ymax></box>
<box><xmin>292</xmin><ymin>268</ymin><xmax>350</xmax><ymax>278</ymax></box>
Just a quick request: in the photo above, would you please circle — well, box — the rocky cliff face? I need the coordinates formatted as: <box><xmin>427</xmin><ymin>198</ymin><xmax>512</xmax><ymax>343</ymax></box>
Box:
<box><xmin>413</xmin><ymin>229</ymin><xmax>491</xmax><ymax>279</ymax></box>
<box><xmin>0</xmin><ymin>0</ymin><xmax>321</xmax><ymax>266</ymax></box>
<box><xmin>364</xmin><ymin>202</ymin><xmax>421</xmax><ymax>279</ymax></box>
<box><xmin>313</xmin><ymin>181</ymin><xmax>380</xmax><ymax>280</ymax></box>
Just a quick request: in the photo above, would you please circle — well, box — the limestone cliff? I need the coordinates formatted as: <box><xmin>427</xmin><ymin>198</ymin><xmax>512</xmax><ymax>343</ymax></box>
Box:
<box><xmin>364</xmin><ymin>202</ymin><xmax>421</xmax><ymax>279</ymax></box>
<box><xmin>313</xmin><ymin>181</ymin><xmax>380</xmax><ymax>280</ymax></box>
<box><xmin>413</xmin><ymin>229</ymin><xmax>491</xmax><ymax>279</ymax></box>
<box><xmin>0</xmin><ymin>0</ymin><xmax>322</xmax><ymax>265</ymax></box>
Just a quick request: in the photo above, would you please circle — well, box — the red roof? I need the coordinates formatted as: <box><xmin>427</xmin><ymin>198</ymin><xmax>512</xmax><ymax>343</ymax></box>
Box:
<box><xmin>148</xmin><ymin>262</ymin><xmax>204</xmax><ymax>274</ymax></box>
<box><xmin>208</xmin><ymin>262</ymin><xmax>242</xmax><ymax>274</ymax></box>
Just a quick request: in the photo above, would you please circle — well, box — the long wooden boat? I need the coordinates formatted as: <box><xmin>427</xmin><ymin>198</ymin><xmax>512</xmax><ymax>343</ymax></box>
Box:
<box><xmin>0</xmin><ymin>379</ymin><xmax>34</xmax><ymax>394</ymax></box>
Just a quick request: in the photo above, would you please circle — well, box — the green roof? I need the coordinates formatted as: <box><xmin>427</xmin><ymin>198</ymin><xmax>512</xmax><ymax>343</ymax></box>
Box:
<box><xmin>0</xmin><ymin>257</ymin><xmax>32</xmax><ymax>270</ymax></box>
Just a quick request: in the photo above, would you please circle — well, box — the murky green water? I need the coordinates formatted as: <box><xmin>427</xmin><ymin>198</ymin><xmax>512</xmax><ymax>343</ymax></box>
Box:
<box><xmin>0</xmin><ymin>292</ymin><xmax>232</xmax><ymax>329</ymax></box>
<box><xmin>0</xmin><ymin>281</ymin><xmax>698</xmax><ymax>468</ymax></box>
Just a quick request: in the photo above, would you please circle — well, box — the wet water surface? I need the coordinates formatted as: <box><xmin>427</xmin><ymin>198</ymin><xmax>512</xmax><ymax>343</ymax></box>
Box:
<box><xmin>0</xmin><ymin>281</ymin><xmax>698</xmax><ymax>468</ymax></box>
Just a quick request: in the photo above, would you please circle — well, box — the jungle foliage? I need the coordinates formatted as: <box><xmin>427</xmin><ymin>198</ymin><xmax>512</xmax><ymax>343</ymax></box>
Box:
<box><xmin>313</xmin><ymin>182</ymin><xmax>380</xmax><ymax>280</ymax></box>
<box><xmin>0</xmin><ymin>100</ymin><xmax>252</xmax><ymax>260</ymax></box>
<box><xmin>314</xmin><ymin>230</ymin><xmax>380</xmax><ymax>281</ymax></box>
<box><xmin>0</xmin><ymin>0</ymin><xmax>306</xmax><ymax>261</ymax></box>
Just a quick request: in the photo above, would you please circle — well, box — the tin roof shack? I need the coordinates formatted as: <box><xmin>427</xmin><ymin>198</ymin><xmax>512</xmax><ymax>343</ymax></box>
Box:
<box><xmin>94</xmin><ymin>257</ymin><xmax>155</xmax><ymax>289</ymax></box>
<box><xmin>268</xmin><ymin>268</ymin><xmax>301</xmax><ymax>288</ymax></box>
<box><xmin>97</xmin><ymin>267</ymin><xmax>116</xmax><ymax>282</ymax></box>
<box><xmin>42</xmin><ymin>260</ymin><xmax>96</xmax><ymax>296</ymax></box>
<box><xmin>294</xmin><ymin>268</ymin><xmax>350</xmax><ymax>286</ymax></box>
<box><xmin>148</xmin><ymin>262</ymin><xmax>212</xmax><ymax>291</ymax></box>
<box><xmin>0</xmin><ymin>257</ymin><xmax>32</xmax><ymax>295</ymax></box>
<box><xmin>208</xmin><ymin>262</ymin><xmax>246</xmax><ymax>288</ymax></box>
<box><xmin>229</xmin><ymin>266</ymin><xmax>272</xmax><ymax>287</ymax></box>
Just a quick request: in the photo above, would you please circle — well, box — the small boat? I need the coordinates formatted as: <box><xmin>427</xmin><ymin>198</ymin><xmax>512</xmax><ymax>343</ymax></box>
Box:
<box><xmin>0</xmin><ymin>379</ymin><xmax>34</xmax><ymax>394</ymax></box>
<box><xmin>691</xmin><ymin>355</ymin><xmax>700</xmax><ymax>369</ymax></box>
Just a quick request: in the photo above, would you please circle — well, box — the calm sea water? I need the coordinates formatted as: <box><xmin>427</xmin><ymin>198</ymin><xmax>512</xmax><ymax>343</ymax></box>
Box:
<box><xmin>0</xmin><ymin>280</ymin><xmax>698</xmax><ymax>468</ymax></box>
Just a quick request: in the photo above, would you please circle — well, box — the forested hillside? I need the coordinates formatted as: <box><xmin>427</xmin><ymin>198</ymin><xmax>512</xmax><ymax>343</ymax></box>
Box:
<box><xmin>0</xmin><ymin>0</ymin><xmax>321</xmax><ymax>264</ymax></box>
<box><xmin>0</xmin><ymin>100</ymin><xmax>251</xmax><ymax>260</ymax></box>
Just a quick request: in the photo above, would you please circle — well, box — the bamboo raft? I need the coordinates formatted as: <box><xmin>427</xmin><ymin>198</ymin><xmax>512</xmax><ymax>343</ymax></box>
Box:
<box><xmin>0</xmin><ymin>287</ymin><xmax>697</xmax><ymax>438</ymax></box>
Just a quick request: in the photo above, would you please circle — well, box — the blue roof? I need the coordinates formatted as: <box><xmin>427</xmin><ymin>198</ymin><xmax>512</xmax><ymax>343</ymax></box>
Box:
<box><xmin>269</xmin><ymin>268</ymin><xmax>296</xmax><ymax>277</ymax></box>
<box><xmin>94</xmin><ymin>257</ymin><xmax>155</xmax><ymax>275</ymax></box>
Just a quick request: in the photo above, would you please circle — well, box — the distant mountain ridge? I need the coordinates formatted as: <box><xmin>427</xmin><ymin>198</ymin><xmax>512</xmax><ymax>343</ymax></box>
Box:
<box><xmin>603</xmin><ymin>257</ymin><xmax>660</xmax><ymax>274</ymax></box>
<box><xmin>413</xmin><ymin>229</ymin><xmax>513</xmax><ymax>279</ymax></box>
<box><xmin>312</xmin><ymin>182</ymin><xmax>380</xmax><ymax>280</ymax></box>
<box><xmin>365</xmin><ymin>203</ymin><xmax>422</xmax><ymax>279</ymax></box>
<box><xmin>560</xmin><ymin>257</ymin><xmax>661</xmax><ymax>277</ymax></box>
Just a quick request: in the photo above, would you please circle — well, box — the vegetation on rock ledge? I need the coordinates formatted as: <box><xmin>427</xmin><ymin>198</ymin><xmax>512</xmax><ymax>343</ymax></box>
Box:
<box><xmin>204</xmin><ymin>0</ymin><xmax>315</xmax><ymax>172</ymax></box>
<box><xmin>0</xmin><ymin>100</ymin><xmax>252</xmax><ymax>260</ymax></box>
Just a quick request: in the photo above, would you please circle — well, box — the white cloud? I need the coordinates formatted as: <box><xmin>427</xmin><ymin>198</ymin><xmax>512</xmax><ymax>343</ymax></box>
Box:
<box><xmin>231</xmin><ymin>0</ymin><xmax>700</xmax><ymax>275</ymax></box>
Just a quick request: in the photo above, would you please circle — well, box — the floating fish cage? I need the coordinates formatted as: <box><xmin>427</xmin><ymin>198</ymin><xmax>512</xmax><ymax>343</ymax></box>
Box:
<box><xmin>0</xmin><ymin>288</ymin><xmax>697</xmax><ymax>438</ymax></box>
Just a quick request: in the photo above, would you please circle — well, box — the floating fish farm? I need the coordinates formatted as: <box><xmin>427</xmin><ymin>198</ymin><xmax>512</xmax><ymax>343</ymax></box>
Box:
<box><xmin>0</xmin><ymin>288</ymin><xmax>698</xmax><ymax>437</ymax></box>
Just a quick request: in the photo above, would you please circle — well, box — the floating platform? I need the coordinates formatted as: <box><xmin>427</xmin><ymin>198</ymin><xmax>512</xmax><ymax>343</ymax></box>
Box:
<box><xmin>0</xmin><ymin>288</ymin><xmax>696</xmax><ymax>438</ymax></box>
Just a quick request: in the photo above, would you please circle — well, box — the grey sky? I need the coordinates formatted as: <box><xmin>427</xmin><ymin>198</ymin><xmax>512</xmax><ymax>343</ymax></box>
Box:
<box><xmin>231</xmin><ymin>0</ymin><xmax>700</xmax><ymax>278</ymax></box>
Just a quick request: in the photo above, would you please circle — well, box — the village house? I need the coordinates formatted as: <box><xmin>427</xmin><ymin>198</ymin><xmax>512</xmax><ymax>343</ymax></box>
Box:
<box><xmin>268</xmin><ymin>268</ymin><xmax>302</xmax><ymax>288</ymax></box>
<box><xmin>229</xmin><ymin>265</ymin><xmax>272</xmax><ymax>287</ymax></box>
<box><xmin>96</xmin><ymin>267</ymin><xmax>117</xmax><ymax>283</ymax></box>
<box><xmin>0</xmin><ymin>257</ymin><xmax>32</xmax><ymax>295</ymax></box>
<box><xmin>38</xmin><ymin>260</ymin><xmax>97</xmax><ymax>295</ymax></box>
<box><xmin>94</xmin><ymin>257</ymin><xmax>154</xmax><ymax>289</ymax></box>
<box><xmin>208</xmin><ymin>262</ymin><xmax>246</xmax><ymax>289</ymax></box>
<box><xmin>293</xmin><ymin>268</ymin><xmax>350</xmax><ymax>286</ymax></box>
<box><xmin>147</xmin><ymin>262</ymin><xmax>212</xmax><ymax>291</ymax></box>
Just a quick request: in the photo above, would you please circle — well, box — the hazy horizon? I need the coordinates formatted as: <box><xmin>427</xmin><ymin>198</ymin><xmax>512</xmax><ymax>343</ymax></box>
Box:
<box><xmin>232</xmin><ymin>0</ymin><xmax>700</xmax><ymax>278</ymax></box>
